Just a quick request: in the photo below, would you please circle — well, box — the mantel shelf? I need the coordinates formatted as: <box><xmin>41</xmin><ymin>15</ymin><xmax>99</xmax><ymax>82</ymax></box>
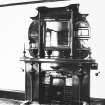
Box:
<box><xmin>20</xmin><ymin>57</ymin><xmax>96</xmax><ymax>64</ymax></box>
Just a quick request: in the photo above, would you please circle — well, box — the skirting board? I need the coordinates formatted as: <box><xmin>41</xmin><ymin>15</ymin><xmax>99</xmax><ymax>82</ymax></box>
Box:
<box><xmin>0</xmin><ymin>89</ymin><xmax>25</xmax><ymax>100</ymax></box>
<box><xmin>0</xmin><ymin>89</ymin><xmax>105</xmax><ymax>104</ymax></box>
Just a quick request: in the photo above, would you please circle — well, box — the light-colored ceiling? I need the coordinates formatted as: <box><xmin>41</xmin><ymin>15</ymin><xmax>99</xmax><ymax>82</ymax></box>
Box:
<box><xmin>0</xmin><ymin>0</ymin><xmax>71</xmax><ymax>7</ymax></box>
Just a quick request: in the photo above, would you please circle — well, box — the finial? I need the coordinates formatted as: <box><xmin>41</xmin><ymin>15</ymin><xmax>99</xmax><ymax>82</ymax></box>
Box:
<box><xmin>23</xmin><ymin>43</ymin><xmax>26</xmax><ymax>58</ymax></box>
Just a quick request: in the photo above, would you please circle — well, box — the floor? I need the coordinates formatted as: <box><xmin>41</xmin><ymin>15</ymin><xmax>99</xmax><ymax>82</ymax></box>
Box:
<box><xmin>0</xmin><ymin>98</ymin><xmax>40</xmax><ymax>105</ymax></box>
<box><xmin>0</xmin><ymin>98</ymin><xmax>104</xmax><ymax>105</ymax></box>
<box><xmin>0</xmin><ymin>98</ymin><xmax>22</xmax><ymax>105</ymax></box>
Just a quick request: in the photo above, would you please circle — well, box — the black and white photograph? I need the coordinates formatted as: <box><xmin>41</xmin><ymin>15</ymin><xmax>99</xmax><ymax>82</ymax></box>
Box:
<box><xmin>0</xmin><ymin>0</ymin><xmax>104</xmax><ymax>105</ymax></box>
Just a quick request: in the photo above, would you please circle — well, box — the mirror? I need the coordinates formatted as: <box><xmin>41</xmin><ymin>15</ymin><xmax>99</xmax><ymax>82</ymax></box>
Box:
<box><xmin>45</xmin><ymin>21</ymin><xmax>70</xmax><ymax>48</ymax></box>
